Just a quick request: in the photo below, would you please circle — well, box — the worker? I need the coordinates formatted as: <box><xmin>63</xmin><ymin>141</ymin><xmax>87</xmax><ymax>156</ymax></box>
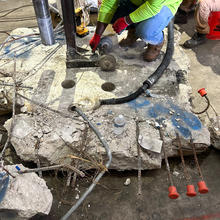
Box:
<box><xmin>175</xmin><ymin>0</ymin><xmax>220</xmax><ymax>48</ymax></box>
<box><xmin>89</xmin><ymin>0</ymin><xmax>182</xmax><ymax>62</ymax></box>
<box><xmin>174</xmin><ymin>0</ymin><xmax>195</xmax><ymax>24</ymax></box>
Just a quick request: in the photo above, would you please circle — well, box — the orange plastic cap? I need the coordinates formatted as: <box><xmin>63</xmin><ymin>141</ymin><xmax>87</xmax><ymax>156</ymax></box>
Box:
<box><xmin>198</xmin><ymin>88</ymin><xmax>207</xmax><ymax>97</ymax></box>
<box><xmin>186</xmin><ymin>185</ymin><xmax>197</xmax><ymax>197</ymax></box>
<box><xmin>198</xmin><ymin>181</ymin><xmax>209</xmax><ymax>194</ymax></box>
<box><xmin>168</xmin><ymin>186</ymin><xmax>179</xmax><ymax>199</ymax></box>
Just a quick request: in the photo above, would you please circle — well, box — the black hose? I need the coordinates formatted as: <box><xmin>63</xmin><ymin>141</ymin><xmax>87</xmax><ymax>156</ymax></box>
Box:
<box><xmin>100</xmin><ymin>19</ymin><xmax>174</xmax><ymax>105</ymax></box>
<box><xmin>191</xmin><ymin>95</ymin><xmax>210</xmax><ymax>115</ymax></box>
<box><xmin>101</xmin><ymin>85</ymin><xmax>148</xmax><ymax>105</ymax></box>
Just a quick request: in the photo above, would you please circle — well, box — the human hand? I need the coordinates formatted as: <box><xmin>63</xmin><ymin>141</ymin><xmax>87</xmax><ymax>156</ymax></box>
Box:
<box><xmin>112</xmin><ymin>17</ymin><xmax>129</xmax><ymax>34</ymax></box>
<box><xmin>89</xmin><ymin>33</ymin><xmax>101</xmax><ymax>52</ymax></box>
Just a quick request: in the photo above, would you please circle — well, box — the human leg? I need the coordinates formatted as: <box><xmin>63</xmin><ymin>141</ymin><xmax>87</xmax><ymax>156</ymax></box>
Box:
<box><xmin>180</xmin><ymin>0</ymin><xmax>196</xmax><ymax>13</ymax></box>
<box><xmin>174</xmin><ymin>0</ymin><xmax>195</xmax><ymax>24</ymax></box>
<box><xmin>196</xmin><ymin>0</ymin><xmax>220</xmax><ymax>34</ymax></box>
<box><xmin>184</xmin><ymin>0</ymin><xmax>220</xmax><ymax>48</ymax></box>
<box><xmin>119</xmin><ymin>28</ymin><xmax>138</xmax><ymax>47</ymax></box>
<box><xmin>135</xmin><ymin>6</ymin><xmax>173</xmax><ymax>62</ymax></box>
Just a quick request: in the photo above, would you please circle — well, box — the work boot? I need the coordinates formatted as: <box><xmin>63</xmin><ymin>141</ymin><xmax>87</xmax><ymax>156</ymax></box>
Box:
<box><xmin>174</xmin><ymin>8</ymin><xmax>188</xmax><ymax>24</ymax></box>
<box><xmin>119</xmin><ymin>28</ymin><xmax>138</xmax><ymax>47</ymax></box>
<box><xmin>183</xmin><ymin>32</ymin><xmax>207</xmax><ymax>48</ymax></box>
<box><xmin>143</xmin><ymin>41</ymin><xmax>164</xmax><ymax>62</ymax></box>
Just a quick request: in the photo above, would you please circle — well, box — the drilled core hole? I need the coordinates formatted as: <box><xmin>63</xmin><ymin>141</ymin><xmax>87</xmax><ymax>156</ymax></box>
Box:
<box><xmin>68</xmin><ymin>105</ymin><xmax>76</xmax><ymax>112</ymax></box>
<box><xmin>101</xmin><ymin>82</ymin><xmax>115</xmax><ymax>92</ymax></box>
<box><xmin>61</xmin><ymin>80</ymin><xmax>75</xmax><ymax>89</ymax></box>
<box><xmin>70</xmin><ymin>106</ymin><xmax>76</xmax><ymax>111</ymax></box>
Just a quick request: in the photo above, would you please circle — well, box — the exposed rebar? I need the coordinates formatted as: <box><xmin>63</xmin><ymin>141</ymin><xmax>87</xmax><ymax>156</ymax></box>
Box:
<box><xmin>159</xmin><ymin>128</ymin><xmax>174</xmax><ymax>186</ymax></box>
<box><xmin>190</xmin><ymin>139</ymin><xmax>204</xmax><ymax>180</ymax></box>
<box><xmin>19</xmin><ymin>164</ymin><xmax>85</xmax><ymax>177</ymax></box>
<box><xmin>136</xmin><ymin>120</ymin><xmax>142</xmax><ymax>196</ymax></box>
<box><xmin>176</xmin><ymin>132</ymin><xmax>190</xmax><ymax>183</ymax></box>
<box><xmin>16</xmin><ymin>93</ymin><xmax>83</xmax><ymax>123</ymax></box>
<box><xmin>0</xmin><ymin>83</ymin><xmax>33</xmax><ymax>89</ymax></box>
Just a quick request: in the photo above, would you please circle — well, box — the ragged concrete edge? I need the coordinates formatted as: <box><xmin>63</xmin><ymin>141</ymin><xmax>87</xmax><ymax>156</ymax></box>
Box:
<box><xmin>1</xmin><ymin>27</ymin><xmax>211</xmax><ymax>170</ymax></box>
<box><xmin>0</xmin><ymin>164</ymin><xmax>53</xmax><ymax>219</ymax></box>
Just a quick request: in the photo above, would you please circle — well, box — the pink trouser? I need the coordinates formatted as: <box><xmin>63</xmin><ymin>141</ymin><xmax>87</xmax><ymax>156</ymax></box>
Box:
<box><xmin>180</xmin><ymin>0</ymin><xmax>220</xmax><ymax>34</ymax></box>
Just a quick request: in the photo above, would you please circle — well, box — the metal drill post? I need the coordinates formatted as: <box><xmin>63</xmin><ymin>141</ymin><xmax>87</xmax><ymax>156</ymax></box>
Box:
<box><xmin>32</xmin><ymin>0</ymin><xmax>55</xmax><ymax>45</ymax></box>
<box><xmin>60</xmin><ymin>0</ymin><xmax>76</xmax><ymax>52</ymax></box>
<box><xmin>60</xmin><ymin>0</ymin><xmax>98</xmax><ymax>68</ymax></box>
<box><xmin>60</xmin><ymin>0</ymin><xmax>79</xmax><ymax>61</ymax></box>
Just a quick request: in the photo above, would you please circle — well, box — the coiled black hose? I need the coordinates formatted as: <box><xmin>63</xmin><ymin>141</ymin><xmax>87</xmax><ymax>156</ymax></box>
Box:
<box><xmin>191</xmin><ymin>95</ymin><xmax>210</xmax><ymax>115</ymax></box>
<box><xmin>100</xmin><ymin>19</ymin><xmax>174</xmax><ymax>105</ymax></box>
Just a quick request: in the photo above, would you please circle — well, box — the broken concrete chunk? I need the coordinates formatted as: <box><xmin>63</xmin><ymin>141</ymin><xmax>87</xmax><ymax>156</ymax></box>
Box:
<box><xmin>138</xmin><ymin>122</ymin><xmax>163</xmax><ymax>155</ymax></box>
<box><xmin>210</xmin><ymin>129</ymin><xmax>220</xmax><ymax>150</ymax></box>
<box><xmin>4</xmin><ymin>115</ymin><xmax>34</xmax><ymax>139</ymax></box>
<box><xmin>42</xmin><ymin>126</ymin><xmax>52</xmax><ymax>134</ymax></box>
<box><xmin>124</xmin><ymin>178</ymin><xmax>131</xmax><ymax>186</ymax></box>
<box><xmin>138</xmin><ymin>135</ymin><xmax>163</xmax><ymax>154</ymax></box>
<box><xmin>173</xmin><ymin>171</ymin><xmax>180</xmax><ymax>176</ymax></box>
<box><xmin>55</xmin><ymin>124</ymin><xmax>78</xmax><ymax>144</ymax></box>
<box><xmin>75</xmin><ymin>194</ymin><xmax>80</xmax><ymax>200</ymax></box>
<box><xmin>0</xmin><ymin>164</ymin><xmax>53</xmax><ymax>219</ymax></box>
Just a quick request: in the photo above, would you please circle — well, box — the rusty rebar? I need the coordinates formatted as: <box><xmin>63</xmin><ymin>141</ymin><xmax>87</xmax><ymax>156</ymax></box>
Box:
<box><xmin>136</xmin><ymin>120</ymin><xmax>142</xmax><ymax>196</ymax></box>
<box><xmin>0</xmin><ymin>83</ymin><xmax>33</xmax><ymax>89</ymax></box>
<box><xmin>190</xmin><ymin>139</ymin><xmax>204</xmax><ymax>180</ymax></box>
<box><xmin>159</xmin><ymin>128</ymin><xmax>174</xmax><ymax>186</ymax></box>
<box><xmin>176</xmin><ymin>132</ymin><xmax>190</xmax><ymax>183</ymax></box>
<box><xmin>3</xmin><ymin>167</ymin><xmax>15</xmax><ymax>178</ymax></box>
<box><xmin>16</xmin><ymin>93</ymin><xmax>83</xmax><ymax>123</ymax></box>
<box><xmin>18</xmin><ymin>164</ymin><xmax>85</xmax><ymax>177</ymax></box>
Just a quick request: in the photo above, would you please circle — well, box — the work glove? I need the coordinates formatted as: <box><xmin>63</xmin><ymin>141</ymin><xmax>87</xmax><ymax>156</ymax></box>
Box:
<box><xmin>89</xmin><ymin>33</ymin><xmax>101</xmax><ymax>52</ymax></box>
<box><xmin>112</xmin><ymin>17</ymin><xmax>129</xmax><ymax>34</ymax></box>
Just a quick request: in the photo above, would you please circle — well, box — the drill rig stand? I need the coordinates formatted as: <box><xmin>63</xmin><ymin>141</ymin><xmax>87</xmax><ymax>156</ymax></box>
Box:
<box><xmin>61</xmin><ymin>0</ymin><xmax>116</xmax><ymax>71</ymax></box>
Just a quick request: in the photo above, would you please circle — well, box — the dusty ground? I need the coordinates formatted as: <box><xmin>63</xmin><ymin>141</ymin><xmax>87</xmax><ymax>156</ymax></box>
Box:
<box><xmin>33</xmin><ymin>149</ymin><xmax>220</xmax><ymax>220</ymax></box>
<box><xmin>0</xmin><ymin>1</ymin><xmax>220</xmax><ymax>220</ymax></box>
<box><xmin>177</xmin><ymin>16</ymin><xmax>220</xmax><ymax>125</ymax></box>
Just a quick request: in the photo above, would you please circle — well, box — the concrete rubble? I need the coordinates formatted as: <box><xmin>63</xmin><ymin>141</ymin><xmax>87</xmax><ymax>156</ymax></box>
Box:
<box><xmin>0</xmin><ymin>164</ymin><xmax>53</xmax><ymax>219</ymax></box>
<box><xmin>0</xmin><ymin>27</ymin><xmax>211</xmax><ymax>170</ymax></box>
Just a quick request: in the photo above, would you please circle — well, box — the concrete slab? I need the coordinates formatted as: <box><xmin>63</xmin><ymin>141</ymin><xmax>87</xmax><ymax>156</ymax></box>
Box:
<box><xmin>0</xmin><ymin>27</ymin><xmax>210</xmax><ymax>170</ymax></box>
